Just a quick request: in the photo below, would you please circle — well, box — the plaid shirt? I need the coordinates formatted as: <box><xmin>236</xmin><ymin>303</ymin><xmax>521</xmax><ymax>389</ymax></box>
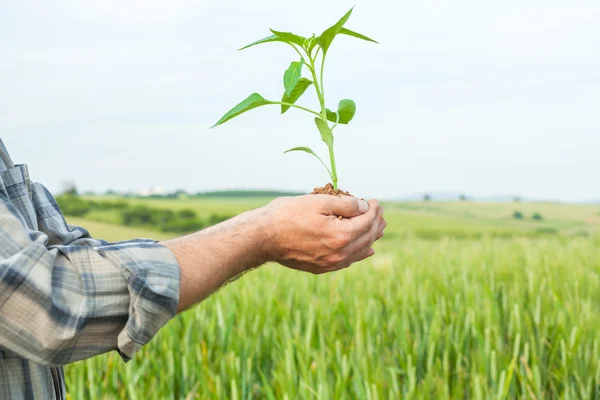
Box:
<box><xmin>0</xmin><ymin>138</ymin><xmax>180</xmax><ymax>399</ymax></box>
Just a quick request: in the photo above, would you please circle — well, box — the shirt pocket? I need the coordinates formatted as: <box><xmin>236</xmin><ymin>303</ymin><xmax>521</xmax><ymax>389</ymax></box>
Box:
<box><xmin>0</xmin><ymin>165</ymin><xmax>38</xmax><ymax>231</ymax></box>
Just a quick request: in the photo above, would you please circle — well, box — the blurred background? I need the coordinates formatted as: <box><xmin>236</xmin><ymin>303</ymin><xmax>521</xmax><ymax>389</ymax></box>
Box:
<box><xmin>1</xmin><ymin>1</ymin><xmax>599</xmax><ymax>399</ymax></box>
<box><xmin>1</xmin><ymin>0</ymin><xmax>598</xmax><ymax>201</ymax></box>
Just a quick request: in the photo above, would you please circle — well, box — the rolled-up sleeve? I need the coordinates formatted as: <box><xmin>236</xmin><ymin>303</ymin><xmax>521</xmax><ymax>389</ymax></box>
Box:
<box><xmin>0</xmin><ymin>198</ymin><xmax>180</xmax><ymax>366</ymax></box>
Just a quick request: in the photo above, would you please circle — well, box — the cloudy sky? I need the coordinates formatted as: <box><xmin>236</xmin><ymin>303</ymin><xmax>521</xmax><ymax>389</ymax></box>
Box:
<box><xmin>1</xmin><ymin>0</ymin><xmax>598</xmax><ymax>201</ymax></box>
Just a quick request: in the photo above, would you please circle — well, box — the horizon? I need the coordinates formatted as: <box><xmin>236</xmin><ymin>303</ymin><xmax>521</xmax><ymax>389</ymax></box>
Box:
<box><xmin>71</xmin><ymin>185</ymin><xmax>599</xmax><ymax>204</ymax></box>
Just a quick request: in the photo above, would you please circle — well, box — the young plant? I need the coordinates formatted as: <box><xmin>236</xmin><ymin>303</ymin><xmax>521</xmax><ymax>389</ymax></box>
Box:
<box><xmin>211</xmin><ymin>7</ymin><xmax>377</xmax><ymax>191</ymax></box>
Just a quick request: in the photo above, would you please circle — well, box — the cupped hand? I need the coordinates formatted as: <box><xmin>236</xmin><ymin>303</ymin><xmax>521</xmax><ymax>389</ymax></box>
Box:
<box><xmin>264</xmin><ymin>194</ymin><xmax>386</xmax><ymax>274</ymax></box>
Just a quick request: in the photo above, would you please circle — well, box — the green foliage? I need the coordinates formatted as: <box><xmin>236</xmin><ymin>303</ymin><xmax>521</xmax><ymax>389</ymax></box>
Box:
<box><xmin>59</xmin><ymin>197</ymin><xmax>232</xmax><ymax>234</ymax></box>
<box><xmin>208</xmin><ymin>214</ymin><xmax>231</xmax><ymax>225</ymax></box>
<box><xmin>283</xmin><ymin>60</ymin><xmax>304</xmax><ymax>96</ymax></box>
<box><xmin>121</xmin><ymin>205</ymin><xmax>208</xmax><ymax>233</ymax></box>
<box><xmin>532</xmin><ymin>212</ymin><xmax>544</xmax><ymax>221</ymax></box>
<box><xmin>211</xmin><ymin>93</ymin><xmax>272</xmax><ymax>128</ymax></box>
<box><xmin>177</xmin><ymin>209</ymin><xmax>197</xmax><ymax>220</ymax></box>
<box><xmin>338</xmin><ymin>27</ymin><xmax>379</xmax><ymax>44</ymax></box>
<box><xmin>56</xmin><ymin>194</ymin><xmax>91</xmax><ymax>217</ymax></box>
<box><xmin>325</xmin><ymin>108</ymin><xmax>338</xmax><ymax>123</ymax></box>
<box><xmin>213</xmin><ymin>7</ymin><xmax>377</xmax><ymax>190</ymax></box>
<box><xmin>513</xmin><ymin>211</ymin><xmax>524</xmax><ymax>220</ymax></box>
<box><xmin>269</xmin><ymin>29</ymin><xmax>306</xmax><ymax>47</ymax></box>
<box><xmin>63</xmin><ymin>196</ymin><xmax>600</xmax><ymax>398</ymax></box>
<box><xmin>280</xmin><ymin>78</ymin><xmax>312</xmax><ymax>113</ymax></box>
<box><xmin>284</xmin><ymin>147</ymin><xmax>332</xmax><ymax>179</ymax></box>
<box><xmin>336</xmin><ymin>99</ymin><xmax>356</xmax><ymax>124</ymax></box>
<box><xmin>317</xmin><ymin>7</ymin><xmax>354</xmax><ymax>55</ymax></box>
<box><xmin>65</xmin><ymin>231</ymin><xmax>600</xmax><ymax>399</ymax></box>
<box><xmin>314</xmin><ymin>117</ymin><xmax>333</xmax><ymax>147</ymax></box>
<box><xmin>238</xmin><ymin>35</ymin><xmax>284</xmax><ymax>51</ymax></box>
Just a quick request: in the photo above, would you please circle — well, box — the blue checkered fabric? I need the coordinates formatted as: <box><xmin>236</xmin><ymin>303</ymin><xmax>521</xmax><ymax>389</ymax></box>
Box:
<box><xmin>0</xmin><ymin>138</ymin><xmax>180</xmax><ymax>399</ymax></box>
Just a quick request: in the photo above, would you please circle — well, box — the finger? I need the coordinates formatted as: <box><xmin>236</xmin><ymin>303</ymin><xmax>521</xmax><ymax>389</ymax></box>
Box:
<box><xmin>318</xmin><ymin>195</ymin><xmax>369</xmax><ymax>218</ymax></box>
<box><xmin>376</xmin><ymin>219</ymin><xmax>387</xmax><ymax>240</ymax></box>
<box><xmin>341</xmin><ymin>210</ymin><xmax>383</xmax><ymax>262</ymax></box>
<box><xmin>343</xmin><ymin>199</ymin><xmax>381</xmax><ymax>235</ymax></box>
<box><xmin>355</xmin><ymin>247</ymin><xmax>375</xmax><ymax>262</ymax></box>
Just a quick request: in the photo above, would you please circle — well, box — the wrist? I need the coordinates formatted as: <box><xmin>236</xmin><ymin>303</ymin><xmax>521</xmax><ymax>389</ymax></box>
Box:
<box><xmin>252</xmin><ymin>205</ymin><xmax>279</xmax><ymax>265</ymax></box>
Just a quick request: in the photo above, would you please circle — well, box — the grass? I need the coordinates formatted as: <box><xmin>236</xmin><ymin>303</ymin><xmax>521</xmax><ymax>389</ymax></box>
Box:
<box><xmin>64</xmin><ymin>199</ymin><xmax>600</xmax><ymax>399</ymax></box>
<box><xmin>67</xmin><ymin>217</ymin><xmax>176</xmax><ymax>242</ymax></box>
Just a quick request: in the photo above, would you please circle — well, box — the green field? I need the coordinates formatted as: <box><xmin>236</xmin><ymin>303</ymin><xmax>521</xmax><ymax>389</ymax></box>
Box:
<box><xmin>64</xmin><ymin>197</ymin><xmax>600</xmax><ymax>399</ymax></box>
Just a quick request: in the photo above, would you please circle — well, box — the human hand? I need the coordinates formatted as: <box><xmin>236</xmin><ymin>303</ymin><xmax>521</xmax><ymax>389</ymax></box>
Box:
<box><xmin>264</xmin><ymin>195</ymin><xmax>386</xmax><ymax>274</ymax></box>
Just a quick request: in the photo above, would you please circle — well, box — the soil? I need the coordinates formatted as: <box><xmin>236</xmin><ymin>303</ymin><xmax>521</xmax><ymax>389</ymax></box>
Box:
<box><xmin>310</xmin><ymin>183</ymin><xmax>353</xmax><ymax>197</ymax></box>
<box><xmin>311</xmin><ymin>183</ymin><xmax>385</xmax><ymax>224</ymax></box>
<box><xmin>310</xmin><ymin>183</ymin><xmax>354</xmax><ymax>220</ymax></box>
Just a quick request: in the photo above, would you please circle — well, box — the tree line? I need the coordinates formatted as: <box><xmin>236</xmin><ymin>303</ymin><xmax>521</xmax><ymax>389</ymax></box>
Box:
<box><xmin>56</xmin><ymin>194</ymin><xmax>232</xmax><ymax>233</ymax></box>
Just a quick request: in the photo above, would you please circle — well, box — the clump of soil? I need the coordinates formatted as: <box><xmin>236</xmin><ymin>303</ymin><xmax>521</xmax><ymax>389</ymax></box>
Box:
<box><xmin>311</xmin><ymin>183</ymin><xmax>353</xmax><ymax>197</ymax></box>
<box><xmin>311</xmin><ymin>183</ymin><xmax>354</xmax><ymax>220</ymax></box>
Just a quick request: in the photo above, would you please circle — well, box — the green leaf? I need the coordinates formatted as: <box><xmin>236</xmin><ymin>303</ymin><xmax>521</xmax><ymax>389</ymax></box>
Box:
<box><xmin>281</xmin><ymin>78</ymin><xmax>313</xmax><ymax>113</ymax></box>
<box><xmin>314</xmin><ymin>117</ymin><xmax>334</xmax><ymax>147</ymax></box>
<box><xmin>337</xmin><ymin>99</ymin><xmax>356</xmax><ymax>124</ymax></box>
<box><xmin>307</xmin><ymin>35</ymin><xmax>319</xmax><ymax>54</ymax></box>
<box><xmin>304</xmin><ymin>34</ymin><xmax>315</xmax><ymax>48</ymax></box>
<box><xmin>284</xmin><ymin>147</ymin><xmax>332</xmax><ymax>177</ymax></box>
<box><xmin>269</xmin><ymin>29</ymin><xmax>307</xmax><ymax>47</ymax></box>
<box><xmin>212</xmin><ymin>93</ymin><xmax>272</xmax><ymax>127</ymax></box>
<box><xmin>283</xmin><ymin>59</ymin><xmax>304</xmax><ymax>97</ymax></box>
<box><xmin>326</xmin><ymin>109</ymin><xmax>338</xmax><ymax>123</ymax></box>
<box><xmin>317</xmin><ymin>7</ymin><xmax>354</xmax><ymax>54</ymax></box>
<box><xmin>339</xmin><ymin>28</ymin><xmax>378</xmax><ymax>44</ymax></box>
<box><xmin>238</xmin><ymin>34</ymin><xmax>285</xmax><ymax>51</ymax></box>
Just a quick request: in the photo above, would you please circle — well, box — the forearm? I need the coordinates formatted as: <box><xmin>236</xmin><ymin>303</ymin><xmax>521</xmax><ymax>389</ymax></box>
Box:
<box><xmin>163</xmin><ymin>207</ymin><xmax>272</xmax><ymax>312</ymax></box>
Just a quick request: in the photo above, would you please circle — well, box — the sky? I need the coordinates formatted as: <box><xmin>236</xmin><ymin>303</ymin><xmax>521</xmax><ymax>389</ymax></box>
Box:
<box><xmin>1</xmin><ymin>0</ymin><xmax>598</xmax><ymax>201</ymax></box>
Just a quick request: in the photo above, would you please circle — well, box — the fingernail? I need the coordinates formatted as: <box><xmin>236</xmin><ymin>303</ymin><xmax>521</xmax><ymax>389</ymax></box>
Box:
<box><xmin>358</xmin><ymin>200</ymin><xmax>369</xmax><ymax>213</ymax></box>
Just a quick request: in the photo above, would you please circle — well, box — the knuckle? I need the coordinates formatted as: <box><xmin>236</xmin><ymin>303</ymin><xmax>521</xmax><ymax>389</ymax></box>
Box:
<box><xmin>326</xmin><ymin>252</ymin><xmax>345</xmax><ymax>266</ymax></box>
<box><xmin>318</xmin><ymin>197</ymin><xmax>329</xmax><ymax>208</ymax></box>
<box><xmin>330</xmin><ymin>232</ymin><xmax>349</xmax><ymax>249</ymax></box>
<box><xmin>370</xmin><ymin>199</ymin><xmax>380</xmax><ymax>208</ymax></box>
<box><xmin>371</xmin><ymin>231</ymin><xmax>378</xmax><ymax>243</ymax></box>
<box><xmin>344</xmin><ymin>198</ymin><xmax>358</xmax><ymax>213</ymax></box>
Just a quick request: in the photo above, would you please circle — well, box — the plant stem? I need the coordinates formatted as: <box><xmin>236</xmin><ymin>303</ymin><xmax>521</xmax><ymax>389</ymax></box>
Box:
<box><xmin>308</xmin><ymin>53</ymin><xmax>339</xmax><ymax>190</ymax></box>
<box><xmin>273</xmin><ymin>102</ymin><xmax>322</xmax><ymax>117</ymax></box>
<box><xmin>320</xmin><ymin>53</ymin><xmax>326</xmax><ymax>101</ymax></box>
<box><xmin>308</xmin><ymin>57</ymin><xmax>325</xmax><ymax>115</ymax></box>
<box><xmin>290</xmin><ymin>44</ymin><xmax>313</xmax><ymax>73</ymax></box>
<box><xmin>289</xmin><ymin>44</ymin><xmax>305</xmax><ymax>63</ymax></box>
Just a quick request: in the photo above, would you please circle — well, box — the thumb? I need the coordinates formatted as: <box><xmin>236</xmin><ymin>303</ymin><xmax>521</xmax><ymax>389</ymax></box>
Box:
<box><xmin>319</xmin><ymin>195</ymin><xmax>369</xmax><ymax>217</ymax></box>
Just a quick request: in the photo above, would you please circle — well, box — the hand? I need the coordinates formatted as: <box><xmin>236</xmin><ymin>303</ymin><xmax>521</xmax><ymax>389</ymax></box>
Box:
<box><xmin>264</xmin><ymin>194</ymin><xmax>386</xmax><ymax>274</ymax></box>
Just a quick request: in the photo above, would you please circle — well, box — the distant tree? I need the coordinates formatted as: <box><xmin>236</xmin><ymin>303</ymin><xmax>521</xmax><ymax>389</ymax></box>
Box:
<box><xmin>532</xmin><ymin>212</ymin><xmax>544</xmax><ymax>221</ymax></box>
<box><xmin>61</xmin><ymin>181</ymin><xmax>78</xmax><ymax>197</ymax></box>
<box><xmin>513</xmin><ymin>196</ymin><xmax>522</xmax><ymax>203</ymax></box>
<box><xmin>208</xmin><ymin>214</ymin><xmax>230</xmax><ymax>225</ymax></box>
<box><xmin>459</xmin><ymin>194</ymin><xmax>468</xmax><ymax>202</ymax></box>
<box><xmin>174</xmin><ymin>190</ymin><xmax>189</xmax><ymax>199</ymax></box>
<box><xmin>177</xmin><ymin>209</ymin><xmax>197</xmax><ymax>220</ymax></box>
<box><xmin>55</xmin><ymin>195</ymin><xmax>90</xmax><ymax>217</ymax></box>
<box><xmin>423</xmin><ymin>194</ymin><xmax>432</xmax><ymax>202</ymax></box>
<box><xmin>513</xmin><ymin>211</ymin><xmax>524</xmax><ymax>220</ymax></box>
<box><xmin>105</xmin><ymin>189</ymin><xmax>118</xmax><ymax>196</ymax></box>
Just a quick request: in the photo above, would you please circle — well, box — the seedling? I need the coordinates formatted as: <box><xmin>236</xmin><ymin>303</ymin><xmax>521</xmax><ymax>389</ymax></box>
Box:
<box><xmin>212</xmin><ymin>7</ymin><xmax>377</xmax><ymax>191</ymax></box>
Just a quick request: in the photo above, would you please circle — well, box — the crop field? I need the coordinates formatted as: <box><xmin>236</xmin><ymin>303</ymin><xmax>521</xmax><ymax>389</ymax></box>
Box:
<box><xmin>64</xmin><ymin>197</ymin><xmax>600</xmax><ymax>399</ymax></box>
